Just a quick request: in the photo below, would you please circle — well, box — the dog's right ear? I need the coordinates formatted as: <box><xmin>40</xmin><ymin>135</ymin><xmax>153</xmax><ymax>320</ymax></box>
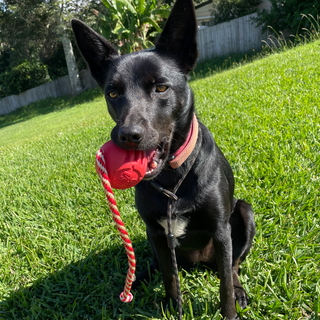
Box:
<box><xmin>71</xmin><ymin>19</ymin><xmax>119</xmax><ymax>87</ymax></box>
<box><xmin>155</xmin><ymin>0</ymin><xmax>198</xmax><ymax>73</ymax></box>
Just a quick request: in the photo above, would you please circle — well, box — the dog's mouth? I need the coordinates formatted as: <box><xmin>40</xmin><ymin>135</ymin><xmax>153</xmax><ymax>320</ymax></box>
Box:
<box><xmin>144</xmin><ymin>141</ymin><xmax>170</xmax><ymax>180</ymax></box>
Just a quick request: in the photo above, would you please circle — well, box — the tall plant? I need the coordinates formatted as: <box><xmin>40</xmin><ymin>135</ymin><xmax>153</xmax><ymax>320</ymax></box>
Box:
<box><xmin>93</xmin><ymin>0</ymin><xmax>170</xmax><ymax>54</ymax></box>
<box><xmin>253</xmin><ymin>0</ymin><xmax>320</xmax><ymax>35</ymax></box>
<box><xmin>0</xmin><ymin>0</ymin><xmax>100</xmax><ymax>96</ymax></box>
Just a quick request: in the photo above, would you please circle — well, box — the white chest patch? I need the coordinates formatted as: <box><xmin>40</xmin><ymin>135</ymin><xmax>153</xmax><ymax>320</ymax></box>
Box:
<box><xmin>157</xmin><ymin>216</ymin><xmax>189</xmax><ymax>239</ymax></box>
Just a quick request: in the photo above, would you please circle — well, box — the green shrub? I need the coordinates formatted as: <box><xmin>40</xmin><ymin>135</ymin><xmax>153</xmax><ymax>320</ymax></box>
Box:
<box><xmin>41</xmin><ymin>43</ymin><xmax>68</xmax><ymax>81</ymax></box>
<box><xmin>0</xmin><ymin>59</ymin><xmax>50</xmax><ymax>96</ymax></box>
<box><xmin>0</xmin><ymin>49</ymin><xmax>11</xmax><ymax>98</ymax></box>
<box><xmin>253</xmin><ymin>0</ymin><xmax>320</xmax><ymax>34</ymax></box>
<box><xmin>204</xmin><ymin>0</ymin><xmax>261</xmax><ymax>26</ymax></box>
<box><xmin>94</xmin><ymin>0</ymin><xmax>170</xmax><ymax>54</ymax></box>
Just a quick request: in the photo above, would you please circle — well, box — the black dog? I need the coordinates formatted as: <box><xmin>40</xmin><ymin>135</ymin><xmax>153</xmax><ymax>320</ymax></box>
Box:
<box><xmin>72</xmin><ymin>0</ymin><xmax>255</xmax><ymax>318</ymax></box>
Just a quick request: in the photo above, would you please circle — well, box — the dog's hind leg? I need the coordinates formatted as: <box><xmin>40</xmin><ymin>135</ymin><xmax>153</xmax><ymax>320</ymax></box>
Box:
<box><xmin>229</xmin><ymin>199</ymin><xmax>255</xmax><ymax>309</ymax></box>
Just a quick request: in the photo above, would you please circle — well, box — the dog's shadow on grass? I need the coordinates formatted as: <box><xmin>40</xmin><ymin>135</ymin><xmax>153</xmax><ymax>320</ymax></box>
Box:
<box><xmin>0</xmin><ymin>236</ymin><xmax>223</xmax><ymax>320</ymax></box>
<box><xmin>0</xmin><ymin>237</ymin><xmax>167</xmax><ymax>319</ymax></box>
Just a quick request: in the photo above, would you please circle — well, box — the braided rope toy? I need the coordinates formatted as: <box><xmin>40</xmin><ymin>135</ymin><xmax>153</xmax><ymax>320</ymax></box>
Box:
<box><xmin>95</xmin><ymin>141</ymin><xmax>147</xmax><ymax>302</ymax></box>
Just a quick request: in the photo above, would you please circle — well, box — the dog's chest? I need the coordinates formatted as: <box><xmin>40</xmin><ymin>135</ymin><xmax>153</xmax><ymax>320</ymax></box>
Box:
<box><xmin>157</xmin><ymin>216</ymin><xmax>189</xmax><ymax>239</ymax></box>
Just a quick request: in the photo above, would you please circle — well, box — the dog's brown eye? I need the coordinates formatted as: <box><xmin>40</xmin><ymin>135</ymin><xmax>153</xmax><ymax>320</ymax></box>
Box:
<box><xmin>156</xmin><ymin>85</ymin><xmax>168</xmax><ymax>92</ymax></box>
<box><xmin>108</xmin><ymin>91</ymin><xmax>117</xmax><ymax>99</ymax></box>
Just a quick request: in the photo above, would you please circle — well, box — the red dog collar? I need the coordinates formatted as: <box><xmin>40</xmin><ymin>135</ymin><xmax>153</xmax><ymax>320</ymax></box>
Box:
<box><xmin>169</xmin><ymin>113</ymin><xmax>199</xmax><ymax>169</ymax></box>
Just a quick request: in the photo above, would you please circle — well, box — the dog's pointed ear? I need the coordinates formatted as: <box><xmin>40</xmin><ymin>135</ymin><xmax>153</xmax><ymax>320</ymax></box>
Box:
<box><xmin>155</xmin><ymin>0</ymin><xmax>198</xmax><ymax>73</ymax></box>
<box><xmin>71</xmin><ymin>19</ymin><xmax>119</xmax><ymax>87</ymax></box>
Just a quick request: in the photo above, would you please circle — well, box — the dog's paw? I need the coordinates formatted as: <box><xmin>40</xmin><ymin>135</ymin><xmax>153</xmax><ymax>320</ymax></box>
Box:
<box><xmin>165</xmin><ymin>297</ymin><xmax>178</xmax><ymax>311</ymax></box>
<box><xmin>234</xmin><ymin>285</ymin><xmax>249</xmax><ymax>309</ymax></box>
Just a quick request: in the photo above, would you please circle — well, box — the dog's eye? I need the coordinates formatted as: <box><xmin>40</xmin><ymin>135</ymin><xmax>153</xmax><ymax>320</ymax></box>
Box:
<box><xmin>108</xmin><ymin>91</ymin><xmax>117</xmax><ymax>99</ymax></box>
<box><xmin>156</xmin><ymin>85</ymin><xmax>168</xmax><ymax>92</ymax></box>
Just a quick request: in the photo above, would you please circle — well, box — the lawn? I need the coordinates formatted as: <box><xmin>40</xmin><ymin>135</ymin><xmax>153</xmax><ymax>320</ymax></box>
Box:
<box><xmin>0</xmin><ymin>40</ymin><xmax>319</xmax><ymax>320</ymax></box>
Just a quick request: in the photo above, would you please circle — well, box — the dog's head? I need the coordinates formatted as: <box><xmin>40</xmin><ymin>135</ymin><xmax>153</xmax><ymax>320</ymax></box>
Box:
<box><xmin>72</xmin><ymin>0</ymin><xmax>198</xmax><ymax>179</ymax></box>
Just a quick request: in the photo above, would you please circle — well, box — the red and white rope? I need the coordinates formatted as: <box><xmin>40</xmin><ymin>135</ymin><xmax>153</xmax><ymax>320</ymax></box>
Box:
<box><xmin>96</xmin><ymin>149</ymin><xmax>136</xmax><ymax>303</ymax></box>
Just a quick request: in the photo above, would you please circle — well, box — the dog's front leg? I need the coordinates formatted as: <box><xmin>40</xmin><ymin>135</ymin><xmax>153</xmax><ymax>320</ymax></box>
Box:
<box><xmin>213</xmin><ymin>222</ymin><xmax>238</xmax><ymax>320</ymax></box>
<box><xmin>148</xmin><ymin>228</ymin><xmax>178</xmax><ymax>307</ymax></box>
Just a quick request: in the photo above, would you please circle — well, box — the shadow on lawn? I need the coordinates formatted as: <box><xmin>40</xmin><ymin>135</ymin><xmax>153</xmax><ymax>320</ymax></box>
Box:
<box><xmin>0</xmin><ymin>237</ymin><xmax>153</xmax><ymax>319</ymax></box>
<box><xmin>0</xmin><ymin>233</ymin><xmax>193</xmax><ymax>320</ymax></box>
<box><xmin>0</xmin><ymin>88</ymin><xmax>103</xmax><ymax>130</ymax></box>
<box><xmin>0</xmin><ymin>236</ymin><xmax>223</xmax><ymax>320</ymax></box>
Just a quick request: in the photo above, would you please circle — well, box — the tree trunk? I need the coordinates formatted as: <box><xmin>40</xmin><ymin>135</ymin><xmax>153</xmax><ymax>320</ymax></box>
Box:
<box><xmin>61</xmin><ymin>32</ymin><xmax>83</xmax><ymax>95</ymax></box>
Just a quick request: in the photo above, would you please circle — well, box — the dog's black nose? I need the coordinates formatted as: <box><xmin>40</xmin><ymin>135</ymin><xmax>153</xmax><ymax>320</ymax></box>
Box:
<box><xmin>118</xmin><ymin>126</ymin><xmax>143</xmax><ymax>147</ymax></box>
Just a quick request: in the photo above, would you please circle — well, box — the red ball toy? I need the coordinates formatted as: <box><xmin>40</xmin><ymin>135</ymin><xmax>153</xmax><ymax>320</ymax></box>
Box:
<box><xmin>96</xmin><ymin>140</ymin><xmax>147</xmax><ymax>189</ymax></box>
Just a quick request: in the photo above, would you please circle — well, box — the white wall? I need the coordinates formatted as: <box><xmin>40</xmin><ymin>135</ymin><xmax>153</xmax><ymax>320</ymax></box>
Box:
<box><xmin>0</xmin><ymin>70</ymin><xmax>98</xmax><ymax>115</ymax></box>
<box><xmin>197</xmin><ymin>12</ymin><xmax>268</xmax><ymax>61</ymax></box>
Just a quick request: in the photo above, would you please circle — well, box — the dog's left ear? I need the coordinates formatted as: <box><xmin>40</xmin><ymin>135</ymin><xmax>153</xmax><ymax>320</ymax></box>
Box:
<box><xmin>155</xmin><ymin>0</ymin><xmax>198</xmax><ymax>73</ymax></box>
<box><xmin>71</xmin><ymin>19</ymin><xmax>119</xmax><ymax>87</ymax></box>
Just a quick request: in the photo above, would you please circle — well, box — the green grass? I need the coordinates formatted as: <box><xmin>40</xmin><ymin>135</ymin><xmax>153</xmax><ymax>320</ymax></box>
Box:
<box><xmin>0</xmin><ymin>89</ymin><xmax>103</xmax><ymax>147</ymax></box>
<box><xmin>0</xmin><ymin>40</ymin><xmax>320</xmax><ymax>320</ymax></box>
